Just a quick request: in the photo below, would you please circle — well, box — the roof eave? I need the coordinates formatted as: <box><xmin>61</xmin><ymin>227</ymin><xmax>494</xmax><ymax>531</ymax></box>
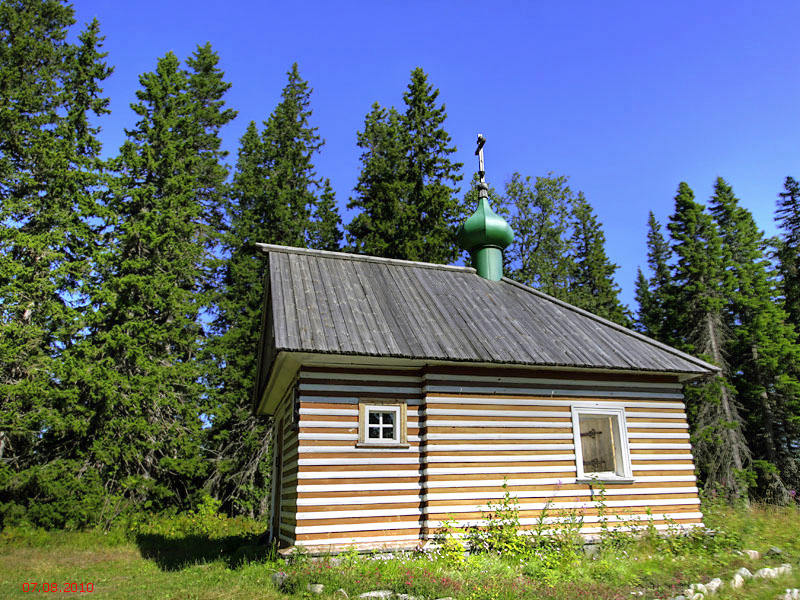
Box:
<box><xmin>267</xmin><ymin>347</ymin><xmax>712</xmax><ymax>382</ymax></box>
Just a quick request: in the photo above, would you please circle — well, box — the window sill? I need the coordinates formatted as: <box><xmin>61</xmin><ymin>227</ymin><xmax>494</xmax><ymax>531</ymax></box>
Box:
<box><xmin>577</xmin><ymin>476</ymin><xmax>635</xmax><ymax>485</ymax></box>
<box><xmin>356</xmin><ymin>442</ymin><xmax>410</xmax><ymax>449</ymax></box>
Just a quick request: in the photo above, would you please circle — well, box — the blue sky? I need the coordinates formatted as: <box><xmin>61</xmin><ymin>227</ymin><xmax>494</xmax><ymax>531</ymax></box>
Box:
<box><xmin>72</xmin><ymin>1</ymin><xmax>800</xmax><ymax>307</ymax></box>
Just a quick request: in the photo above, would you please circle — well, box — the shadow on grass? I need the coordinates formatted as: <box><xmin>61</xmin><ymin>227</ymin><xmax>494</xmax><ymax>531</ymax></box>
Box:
<box><xmin>135</xmin><ymin>532</ymin><xmax>274</xmax><ymax>571</ymax></box>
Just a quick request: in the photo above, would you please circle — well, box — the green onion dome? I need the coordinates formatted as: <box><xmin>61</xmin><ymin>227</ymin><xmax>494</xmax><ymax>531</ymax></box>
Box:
<box><xmin>456</xmin><ymin>186</ymin><xmax>514</xmax><ymax>252</ymax></box>
<box><xmin>456</xmin><ymin>183</ymin><xmax>514</xmax><ymax>281</ymax></box>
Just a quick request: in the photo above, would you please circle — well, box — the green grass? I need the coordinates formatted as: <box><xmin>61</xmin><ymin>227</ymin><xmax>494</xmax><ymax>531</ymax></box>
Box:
<box><xmin>1</xmin><ymin>502</ymin><xmax>799</xmax><ymax>599</ymax></box>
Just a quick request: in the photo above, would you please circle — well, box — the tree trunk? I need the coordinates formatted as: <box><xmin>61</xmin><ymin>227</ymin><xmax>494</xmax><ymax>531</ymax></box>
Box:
<box><xmin>704</xmin><ymin>313</ymin><xmax>747</xmax><ymax>500</ymax></box>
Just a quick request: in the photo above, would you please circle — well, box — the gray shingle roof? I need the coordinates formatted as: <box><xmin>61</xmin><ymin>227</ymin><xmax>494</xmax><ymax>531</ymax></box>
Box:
<box><xmin>256</xmin><ymin>244</ymin><xmax>716</xmax><ymax>376</ymax></box>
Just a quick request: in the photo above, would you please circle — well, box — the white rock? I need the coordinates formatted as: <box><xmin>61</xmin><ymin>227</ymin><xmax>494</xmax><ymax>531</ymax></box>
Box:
<box><xmin>755</xmin><ymin>567</ymin><xmax>776</xmax><ymax>579</ymax></box>
<box><xmin>735</xmin><ymin>567</ymin><xmax>753</xmax><ymax>579</ymax></box>
<box><xmin>730</xmin><ymin>573</ymin><xmax>744</xmax><ymax>589</ymax></box>
<box><xmin>307</xmin><ymin>583</ymin><xmax>325</xmax><ymax>594</ymax></box>
<box><xmin>358</xmin><ymin>592</ymin><xmax>394</xmax><ymax>599</ymax></box>
<box><xmin>684</xmin><ymin>585</ymin><xmax>706</xmax><ymax>600</ymax></box>
<box><xmin>744</xmin><ymin>549</ymin><xmax>761</xmax><ymax>560</ymax></box>
<box><xmin>333</xmin><ymin>590</ymin><xmax>349</xmax><ymax>599</ymax></box>
<box><xmin>396</xmin><ymin>595</ymin><xmax>419</xmax><ymax>600</ymax></box>
<box><xmin>706</xmin><ymin>578</ymin><xmax>722</xmax><ymax>593</ymax></box>
<box><xmin>692</xmin><ymin>583</ymin><xmax>708</xmax><ymax>595</ymax></box>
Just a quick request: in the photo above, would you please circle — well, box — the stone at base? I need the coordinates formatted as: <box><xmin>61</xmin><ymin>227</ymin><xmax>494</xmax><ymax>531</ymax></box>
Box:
<box><xmin>706</xmin><ymin>577</ymin><xmax>722</xmax><ymax>593</ymax></box>
<box><xmin>755</xmin><ymin>567</ymin><xmax>777</xmax><ymax>579</ymax></box>
<box><xmin>270</xmin><ymin>571</ymin><xmax>287</xmax><ymax>589</ymax></box>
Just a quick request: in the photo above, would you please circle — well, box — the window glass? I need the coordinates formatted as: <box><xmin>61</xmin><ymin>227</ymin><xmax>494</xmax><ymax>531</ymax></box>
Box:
<box><xmin>580</xmin><ymin>414</ymin><xmax>618</xmax><ymax>475</ymax></box>
<box><xmin>366</xmin><ymin>409</ymin><xmax>397</xmax><ymax>440</ymax></box>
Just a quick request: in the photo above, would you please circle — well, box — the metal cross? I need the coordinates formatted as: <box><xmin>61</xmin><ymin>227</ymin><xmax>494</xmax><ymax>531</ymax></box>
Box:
<box><xmin>475</xmin><ymin>134</ymin><xmax>486</xmax><ymax>183</ymax></box>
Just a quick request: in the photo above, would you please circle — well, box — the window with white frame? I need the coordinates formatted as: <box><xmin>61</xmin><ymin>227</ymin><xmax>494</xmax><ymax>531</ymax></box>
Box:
<box><xmin>571</xmin><ymin>406</ymin><xmax>633</xmax><ymax>482</ymax></box>
<box><xmin>358</xmin><ymin>401</ymin><xmax>407</xmax><ymax>446</ymax></box>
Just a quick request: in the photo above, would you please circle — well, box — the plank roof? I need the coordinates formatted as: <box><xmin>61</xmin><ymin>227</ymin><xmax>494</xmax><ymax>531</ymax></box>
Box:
<box><xmin>256</xmin><ymin>244</ymin><xmax>717</xmax><ymax>377</ymax></box>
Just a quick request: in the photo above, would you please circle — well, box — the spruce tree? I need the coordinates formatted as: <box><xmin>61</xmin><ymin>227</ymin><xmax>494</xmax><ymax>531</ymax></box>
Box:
<box><xmin>259</xmin><ymin>63</ymin><xmax>327</xmax><ymax>248</ymax></box>
<box><xmin>668</xmin><ymin>182</ymin><xmax>750</xmax><ymax>499</ymax></box>
<box><xmin>348</xmin><ymin>68</ymin><xmax>463</xmax><ymax>263</ymax></box>
<box><xmin>633</xmin><ymin>269</ymin><xmax>653</xmax><ymax>335</ymax></box>
<box><xmin>401</xmin><ymin>68</ymin><xmax>463</xmax><ymax>261</ymax></box>
<box><xmin>75</xmin><ymin>46</ymin><xmax>235</xmax><ymax>513</ymax></box>
<box><xmin>503</xmin><ymin>172</ymin><xmax>574</xmax><ymax>299</ymax></box>
<box><xmin>777</xmin><ymin>176</ymin><xmax>800</xmax><ymax>329</ymax></box>
<box><xmin>203</xmin><ymin>121</ymin><xmax>269</xmax><ymax>516</ymax></box>
<box><xmin>566</xmin><ymin>193</ymin><xmax>629</xmax><ymax>325</ymax></box>
<box><xmin>205</xmin><ymin>64</ymin><xmax>338</xmax><ymax>516</ymax></box>
<box><xmin>347</xmin><ymin>104</ymin><xmax>409</xmax><ymax>256</ymax></box>
<box><xmin>0</xmin><ymin>0</ymin><xmax>112</xmax><ymax>526</ymax></box>
<box><xmin>635</xmin><ymin>212</ymin><xmax>676</xmax><ymax>342</ymax></box>
<box><xmin>309</xmin><ymin>178</ymin><xmax>343</xmax><ymax>251</ymax></box>
<box><xmin>709</xmin><ymin>177</ymin><xmax>800</xmax><ymax>498</ymax></box>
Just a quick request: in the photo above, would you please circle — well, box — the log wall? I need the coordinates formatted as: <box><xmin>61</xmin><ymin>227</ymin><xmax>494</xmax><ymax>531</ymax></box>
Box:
<box><xmin>278</xmin><ymin>364</ymin><xmax>702</xmax><ymax>552</ymax></box>
<box><xmin>272</xmin><ymin>388</ymin><xmax>299</xmax><ymax>546</ymax></box>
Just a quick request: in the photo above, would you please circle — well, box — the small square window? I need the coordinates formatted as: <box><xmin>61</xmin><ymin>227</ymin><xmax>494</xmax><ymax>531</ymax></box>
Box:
<box><xmin>358</xmin><ymin>401</ymin><xmax>407</xmax><ymax>447</ymax></box>
<box><xmin>572</xmin><ymin>406</ymin><xmax>633</xmax><ymax>482</ymax></box>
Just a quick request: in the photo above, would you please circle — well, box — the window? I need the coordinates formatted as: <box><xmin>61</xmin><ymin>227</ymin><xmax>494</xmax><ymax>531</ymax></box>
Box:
<box><xmin>571</xmin><ymin>406</ymin><xmax>633</xmax><ymax>482</ymax></box>
<box><xmin>358</xmin><ymin>401</ymin><xmax>408</xmax><ymax>447</ymax></box>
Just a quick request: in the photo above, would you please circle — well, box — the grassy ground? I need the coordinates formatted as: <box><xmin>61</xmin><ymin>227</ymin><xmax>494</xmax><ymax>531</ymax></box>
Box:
<box><xmin>2</xmin><ymin>502</ymin><xmax>799</xmax><ymax>600</ymax></box>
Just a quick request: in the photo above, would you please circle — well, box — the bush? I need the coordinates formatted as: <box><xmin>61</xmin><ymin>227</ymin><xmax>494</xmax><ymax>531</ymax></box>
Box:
<box><xmin>467</xmin><ymin>482</ymin><xmax>530</xmax><ymax>558</ymax></box>
<box><xmin>435</xmin><ymin>516</ymin><xmax>467</xmax><ymax>563</ymax></box>
<box><xmin>0</xmin><ymin>460</ymin><xmax>113</xmax><ymax>529</ymax></box>
<box><xmin>123</xmin><ymin>493</ymin><xmax>265</xmax><ymax>540</ymax></box>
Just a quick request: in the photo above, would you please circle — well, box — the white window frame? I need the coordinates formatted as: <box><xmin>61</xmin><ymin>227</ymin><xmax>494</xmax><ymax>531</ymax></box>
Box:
<box><xmin>357</xmin><ymin>401</ymin><xmax>408</xmax><ymax>447</ymax></box>
<box><xmin>571</xmin><ymin>405</ymin><xmax>634</xmax><ymax>483</ymax></box>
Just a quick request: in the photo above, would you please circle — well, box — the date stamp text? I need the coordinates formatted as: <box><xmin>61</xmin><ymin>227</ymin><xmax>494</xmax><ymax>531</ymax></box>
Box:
<box><xmin>22</xmin><ymin>582</ymin><xmax>94</xmax><ymax>593</ymax></box>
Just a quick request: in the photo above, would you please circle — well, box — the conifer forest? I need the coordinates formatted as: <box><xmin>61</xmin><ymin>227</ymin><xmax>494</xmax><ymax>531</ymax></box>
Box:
<box><xmin>2</xmin><ymin>0</ymin><xmax>799</xmax><ymax>529</ymax></box>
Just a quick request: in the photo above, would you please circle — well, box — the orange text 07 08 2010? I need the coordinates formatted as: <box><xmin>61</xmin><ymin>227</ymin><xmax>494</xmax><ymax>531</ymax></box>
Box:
<box><xmin>22</xmin><ymin>582</ymin><xmax>94</xmax><ymax>593</ymax></box>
